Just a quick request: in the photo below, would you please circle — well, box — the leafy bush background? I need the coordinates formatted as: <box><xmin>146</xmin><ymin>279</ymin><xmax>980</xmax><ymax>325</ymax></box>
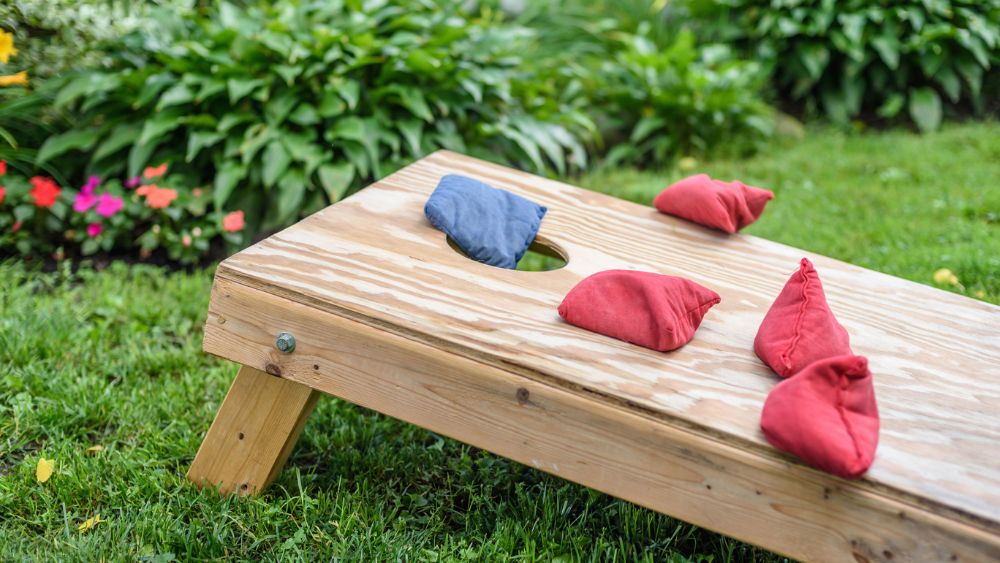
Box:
<box><xmin>690</xmin><ymin>0</ymin><xmax>1000</xmax><ymax>131</ymax></box>
<box><xmin>38</xmin><ymin>0</ymin><xmax>596</xmax><ymax>232</ymax></box>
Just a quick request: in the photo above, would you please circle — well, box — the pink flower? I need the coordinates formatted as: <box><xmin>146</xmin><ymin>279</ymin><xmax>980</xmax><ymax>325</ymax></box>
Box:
<box><xmin>95</xmin><ymin>193</ymin><xmax>124</xmax><ymax>218</ymax></box>
<box><xmin>125</xmin><ymin>176</ymin><xmax>142</xmax><ymax>188</ymax></box>
<box><xmin>222</xmin><ymin>210</ymin><xmax>245</xmax><ymax>232</ymax></box>
<box><xmin>12</xmin><ymin>220</ymin><xmax>22</xmax><ymax>233</ymax></box>
<box><xmin>181</xmin><ymin>234</ymin><xmax>192</xmax><ymax>247</ymax></box>
<box><xmin>87</xmin><ymin>223</ymin><xmax>103</xmax><ymax>237</ymax></box>
<box><xmin>74</xmin><ymin>190</ymin><xmax>97</xmax><ymax>212</ymax></box>
<box><xmin>83</xmin><ymin>175</ymin><xmax>101</xmax><ymax>193</ymax></box>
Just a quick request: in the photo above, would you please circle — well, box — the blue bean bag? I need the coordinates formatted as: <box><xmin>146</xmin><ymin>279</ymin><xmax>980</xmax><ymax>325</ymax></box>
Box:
<box><xmin>424</xmin><ymin>174</ymin><xmax>547</xmax><ymax>269</ymax></box>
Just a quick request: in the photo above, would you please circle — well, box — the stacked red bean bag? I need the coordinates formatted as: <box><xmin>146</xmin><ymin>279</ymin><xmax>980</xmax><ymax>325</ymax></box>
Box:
<box><xmin>755</xmin><ymin>258</ymin><xmax>880</xmax><ymax>479</ymax></box>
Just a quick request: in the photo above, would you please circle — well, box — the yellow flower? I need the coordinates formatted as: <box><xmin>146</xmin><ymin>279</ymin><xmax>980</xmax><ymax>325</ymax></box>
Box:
<box><xmin>0</xmin><ymin>30</ymin><xmax>16</xmax><ymax>64</ymax></box>
<box><xmin>932</xmin><ymin>268</ymin><xmax>959</xmax><ymax>286</ymax></box>
<box><xmin>0</xmin><ymin>71</ymin><xmax>28</xmax><ymax>87</ymax></box>
<box><xmin>678</xmin><ymin>156</ymin><xmax>698</xmax><ymax>171</ymax></box>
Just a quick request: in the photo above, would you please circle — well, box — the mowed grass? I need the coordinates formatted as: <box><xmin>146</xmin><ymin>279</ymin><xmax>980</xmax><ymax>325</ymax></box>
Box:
<box><xmin>1</xmin><ymin>123</ymin><xmax>997</xmax><ymax>561</ymax></box>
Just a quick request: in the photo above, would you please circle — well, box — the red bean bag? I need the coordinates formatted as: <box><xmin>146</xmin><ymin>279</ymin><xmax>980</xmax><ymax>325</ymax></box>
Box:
<box><xmin>760</xmin><ymin>354</ymin><xmax>879</xmax><ymax>479</ymax></box>
<box><xmin>754</xmin><ymin>258</ymin><xmax>852</xmax><ymax>378</ymax></box>
<box><xmin>557</xmin><ymin>270</ymin><xmax>720</xmax><ymax>352</ymax></box>
<box><xmin>653</xmin><ymin>174</ymin><xmax>774</xmax><ymax>233</ymax></box>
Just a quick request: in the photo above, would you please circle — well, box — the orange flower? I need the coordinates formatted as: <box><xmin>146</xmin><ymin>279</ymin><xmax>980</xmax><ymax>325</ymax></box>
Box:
<box><xmin>145</xmin><ymin>186</ymin><xmax>177</xmax><ymax>209</ymax></box>
<box><xmin>0</xmin><ymin>71</ymin><xmax>28</xmax><ymax>87</ymax></box>
<box><xmin>143</xmin><ymin>163</ymin><xmax>168</xmax><ymax>179</ymax></box>
<box><xmin>222</xmin><ymin>210</ymin><xmax>245</xmax><ymax>232</ymax></box>
<box><xmin>136</xmin><ymin>184</ymin><xmax>156</xmax><ymax>196</ymax></box>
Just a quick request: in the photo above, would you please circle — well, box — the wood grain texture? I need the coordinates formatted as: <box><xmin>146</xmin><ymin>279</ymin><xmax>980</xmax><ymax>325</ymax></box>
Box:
<box><xmin>210</xmin><ymin>151</ymin><xmax>999</xmax><ymax>529</ymax></box>
<box><xmin>187</xmin><ymin>365</ymin><xmax>318</xmax><ymax>494</ymax></box>
<box><xmin>203</xmin><ymin>277</ymin><xmax>1000</xmax><ymax>562</ymax></box>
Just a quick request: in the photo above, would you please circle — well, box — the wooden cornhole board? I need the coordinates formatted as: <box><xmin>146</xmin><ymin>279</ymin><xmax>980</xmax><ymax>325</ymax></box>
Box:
<box><xmin>189</xmin><ymin>151</ymin><xmax>1000</xmax><ymax>562</ymax></box>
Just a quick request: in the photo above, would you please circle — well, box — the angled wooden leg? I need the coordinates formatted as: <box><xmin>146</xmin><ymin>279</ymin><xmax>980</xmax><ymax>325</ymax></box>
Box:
<box><xmin>188</xmin><ymin>365</ymin><xmax>319</xmax><ymax>495</ymax></box>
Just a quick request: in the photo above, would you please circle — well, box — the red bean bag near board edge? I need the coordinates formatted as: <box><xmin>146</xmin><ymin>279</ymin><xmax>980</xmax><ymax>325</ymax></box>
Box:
<box><xmin>557</xmin><ymin>270</ymin><xmax>721</xmax><ymax>352</ymax></box>
<box><xmin>754</xmin><ymin>258</ymin><xmax>852</xmax><ymax>378</ymax></box>
<box><xmin>653</xmin><ymin>174</ymin><xmax>774</xmax><ymax>233</ymax></box>
<box><xmin>761</xmin><ymin>354</ymin><xmax>879</xmax><ymax>479</ymax></box>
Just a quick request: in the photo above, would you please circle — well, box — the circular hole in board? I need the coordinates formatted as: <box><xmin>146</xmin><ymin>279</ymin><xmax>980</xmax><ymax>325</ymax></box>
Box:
<box><xmin>446</xmin><ymin>235</ymin><xmax>568</xmax><ymax>271</ymax></box>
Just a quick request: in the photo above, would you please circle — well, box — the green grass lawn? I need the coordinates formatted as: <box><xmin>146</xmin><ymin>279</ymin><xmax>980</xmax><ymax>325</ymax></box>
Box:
<box><xmin>1</xmin><ymin>123</ymin><xmax>997</xmax><ymax>561</ymax></box>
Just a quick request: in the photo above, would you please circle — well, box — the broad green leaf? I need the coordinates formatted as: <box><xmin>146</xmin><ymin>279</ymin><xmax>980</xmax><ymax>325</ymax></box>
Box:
<box><xmin>288</xmin><ymin>104</ymin><xmax>320</xmax><ymax>126</ymax></box>
<box><xmin>38</xmin><ymin>128</ymin><xmax>102</xmax><ymax>164</ymax></box>
<box><xmin>870</xmin><ymin>36</ymin><xmax>900</xmax><ymax>70</ymax></box>
<box><xmin>796</xmin><ymin>43</ymin><xmax>830</xmax><ymax>80</ymax></box>
<box><xmin>909</xmin><ymin>87</ymin><xmax>942</xmax><ymax>133</ymax></box>
<box><xmin>276</xmin><ymin>168</ymin><xmax>307</xmax><ymax>222</ymax></box>
<box><xmin>630</xmin><ymin>116</ymin><xmax>666</xmax><ymax>144</ymax></box>
<box><xmin>517</xmin><ymin>119</ymin><xmax>565</xmax><ymax>176</ymax></box>
<box><xmin>240</xmin><ymin>124</ymin><xmax>273</xmax><ymax>164</ymax></box>
<box><xmin>274</xmin><ymin>65</ymin><xmax>302</xmax><ymax>85</ymax></box>
<box><xmin>265</xmin><ymin>90</ymin><xmax>298</xmax><ymax>125</ymax></box>
<box><xmin>13</xmin><ymin>204</ymin><xmax>35</xmax><ymax>223</ymax></box>
<box><xmin>317</xmin><ymin>162</ymin><xmax>354</xmax><ymax>203</ymax></box>
<box><xmin>876</xmin><ymin>93</ymin><xmax>905</xmax><ymax>118</ymax></box>
<box><xmin>186</xmin><ymin>131</ymin><xmax>224</xmax><ymax>162</ymax></box>
<box><xmin>339</xmin><ymin>80</ymin><xmax>361</xmax><ymax>110</ymax></box>
<box><xmin>214</xmin><ymin>160</ymin><xmax>248</xmax><ymax>209</ymax></box>
<box><xmin>138</xmin><ymin>111</ymin><xmax>184</xmax><ymax>146</ymax></box>
<box><xmin>281</xmin><ymin>132</ymin><xmax>325</xmax><ymax>175</ymax></box>
<box><xmin>127</xmin><ymin>138</ymin><xmax>161</xmax><ymax>178</ymax></box>
<box><xmin>262</xmin><ymin>140</ymin><xmax>292</xmax><ymax>187</ymax></box>
<box><xmin>92</xmin><ymin>123</ymin><xmax>141</xmax><ymax>162</ymax></box>
<box><xmin>340</xmin><ymin>142</ymin><xmax>370</xmax><ymax>179</ymax></box>
<box><xmin>227</xmin><ymin>78</ymin><xmax>264</xmax><ymax>104</ymax></box>
<box><xmin>934</xmin><ymin>67</ymin><xmax>961</xmax><ymax>103</ymax></box>
<box><xmin>196</xmin><ymin>78</ymin><xmax>227</xmax><ymax>102</ymax></box>
<box><xmin>397</xmin><ymin>119</ymin><xmax>423</xmax><ymax>157</ymax></box>
<box><xmin>55</xmin><ymin>73</ymin><xmax>120</xmax><ymax>108</ymax></box>
<box><xmin>318</xmin><ymin>91</ymin><xmax>346</xmax><ymax>117</ymax></box>
<box><xmin>156</xmin><ymin>83</ymin><xmax>194</xmax><ymax>110</ymax></box>
<box><xmin>218</xmin><ymin>113</ymin><xmax>253</xmax><ymax>133</ymax></box>
<box><xmin>385</xmin><ymin>85</ymin><xmax>433</xmax><ymax>122</ymax></box>
<box><xmin>134</xmin><ymin>73</ymin><xmax>176</xmax><ymax>108</ymax></box>
<box><xmin>331</xmin><ymin>117</ymin><xmax>381</xmax><ymax>177</ymax></box>
<box><xmin>498</xmin><ymin>124</ymin><xmax>544</xmax><ymax>173</ymax></box>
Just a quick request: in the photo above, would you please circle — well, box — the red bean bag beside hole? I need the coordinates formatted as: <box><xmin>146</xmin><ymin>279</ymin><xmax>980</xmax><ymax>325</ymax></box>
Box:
<box><xmin>653</xmin><ymin>174</ymin><xmax>774</xmax><ymax>233</ymax></box>
<box><xmin>760</xmin><ymin>354</ymin><xmax>880</xmax><ymax>479</ymax></box>
<box><xmin>754</xmin><ymin>258</ymin><xmax>852</xmax><ymax>378</ymax></box>
<box><xmin>558</xmin><ymin>270</ymin><xmax>721</xmax><ymax>352</ymax></box>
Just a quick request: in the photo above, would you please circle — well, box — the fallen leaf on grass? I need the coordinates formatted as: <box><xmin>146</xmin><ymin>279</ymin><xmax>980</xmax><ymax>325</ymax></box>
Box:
<box><xmin>86</xmin><ymin>445</ymin><xmax>104</xmax><ymax>454</ymax></box>
<box><xmin>78</xmin><ymin>514</ymin><xmax>103</xmax><ymax>533</ymax></box>
<box><xmin>36</xmin><ymin>458</ymin><xmax>54</xmax><ymax>483</ymax></box>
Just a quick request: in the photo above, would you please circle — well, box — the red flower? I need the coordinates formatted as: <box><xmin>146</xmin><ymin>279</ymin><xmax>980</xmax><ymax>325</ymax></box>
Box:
<box><xmin>29</xmin><ymin>176</ymin><xmax>61</xmax><ymax>208</ymax></box>
<box><xmin>11</xmin><ymin>220</ymin><xmax>22</xmax><ymax>233</ymax></box>
<box><xmin>0</xmin><ymin>185</ymin><xmax>5</xmax><ymax>204</ymax></box>
<box><xmin>0</xmin><ymin>160</ymin><xmax>6</xmax><ymax>175</ymax></box>
<box><xmin>222</xmin><ymin>210</ymin><xmax>245</xmax><ymax>232</ymax></box>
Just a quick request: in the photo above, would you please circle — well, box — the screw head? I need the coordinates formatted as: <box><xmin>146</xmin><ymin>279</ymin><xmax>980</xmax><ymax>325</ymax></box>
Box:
<box><xmin>275</xmin><ymin>332</ymin><xmax>296</xmax><ymax>353</ymax></box>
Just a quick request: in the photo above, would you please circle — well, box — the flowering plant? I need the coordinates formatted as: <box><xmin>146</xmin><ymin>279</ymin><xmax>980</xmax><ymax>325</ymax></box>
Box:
<box><xmin>0</xmin><ymin>160</ymin><xmax>246</xmax><ymax>264</ymax></box>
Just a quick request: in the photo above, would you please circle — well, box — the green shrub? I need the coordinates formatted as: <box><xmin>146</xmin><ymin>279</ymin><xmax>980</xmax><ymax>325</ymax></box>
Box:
<box><xmin>511</xmin><ymin>0</ymin><xmax>772</xmax><ymax>165</ymax></box>
<box><xmin>696</xmin><ymin>0</ymin><xmax>1000</xmax><ymax>131</ymax></box>
<box><xmin>595</xmin><ymin>26</ymin><xmax>771</xmax><ymax>165</ymax></box>
<box><xmin>39</xmin><ymin>0</ymin><xmax>594</xmax><ymax>232</ymax></box>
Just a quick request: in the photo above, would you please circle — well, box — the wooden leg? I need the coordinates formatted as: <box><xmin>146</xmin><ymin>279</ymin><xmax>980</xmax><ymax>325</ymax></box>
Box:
<box><xmin>188</xmin><ymin>365</ymin><xmax>319</xmax><ymax>495</ymax></box>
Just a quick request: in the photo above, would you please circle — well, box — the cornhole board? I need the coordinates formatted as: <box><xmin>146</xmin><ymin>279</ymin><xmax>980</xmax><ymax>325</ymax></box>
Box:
<box><xmin>189</xmin><ymin>151</ymin><xmax>1000</xmax><ymax>562</ymax></box>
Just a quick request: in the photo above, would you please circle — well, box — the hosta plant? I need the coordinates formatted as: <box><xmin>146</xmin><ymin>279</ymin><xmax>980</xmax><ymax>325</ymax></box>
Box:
<box><xmin>37</xmin><ymin>0</ymin><xmax>595</xmax><ymax>233</ymax></box>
